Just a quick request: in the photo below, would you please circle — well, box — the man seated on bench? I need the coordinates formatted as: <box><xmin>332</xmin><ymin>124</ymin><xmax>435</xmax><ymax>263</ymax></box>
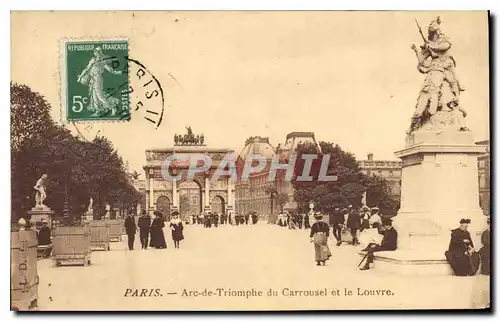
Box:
<box><xmin>37</xmin><ymin>219</ymin><xmax>52</xmax><ymax>257</ymax></box>
<box><xmin>359</xmin><ymin>217</ymin><xmax>398</xmax><ymax>271</ymax></box>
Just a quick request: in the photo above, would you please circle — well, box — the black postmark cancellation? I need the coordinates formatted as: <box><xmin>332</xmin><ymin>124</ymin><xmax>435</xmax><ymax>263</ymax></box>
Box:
<box><xmin>97</xmin><ymin>56</ymin><xmax>165</xmax><ymax>126</ymax></box>
<box><xmin>71</xmin><ymin>56</ymin><xmax>167</xmax><ymax>143</ymax></box>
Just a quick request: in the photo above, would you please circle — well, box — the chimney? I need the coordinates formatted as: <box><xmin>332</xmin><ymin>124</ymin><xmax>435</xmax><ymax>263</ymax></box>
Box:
<box><xmin>367</xmin><ymin>153</ymin><xmax>374</xmax><ymax>161</ymax></box>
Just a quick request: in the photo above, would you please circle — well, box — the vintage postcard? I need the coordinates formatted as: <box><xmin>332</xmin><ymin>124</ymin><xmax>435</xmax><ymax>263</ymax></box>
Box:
<box><xmin>10</xmin><ymin>11</ymin><xmax>490</xmax><ymax>311</ymax></box>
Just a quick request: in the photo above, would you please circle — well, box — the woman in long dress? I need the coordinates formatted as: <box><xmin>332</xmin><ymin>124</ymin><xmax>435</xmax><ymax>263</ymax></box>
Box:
<box><xmin>310</xmin><ymin>212</ymin><xmax>332</xmax><ymax>266</ymax></box>
<box><xmin>149</xmin><ymin>211</ymin><xmax>167</xmax><ymax>249</ymax></box>
<box><xmin>170</xmin><ymin>212</ymin><xmax>184</xmax><ymax>249</ymax></box>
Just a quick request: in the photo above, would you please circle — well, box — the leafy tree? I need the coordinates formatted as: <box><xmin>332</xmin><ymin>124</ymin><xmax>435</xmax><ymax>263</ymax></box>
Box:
<box><xmin>275</xmin><ymin>192</ymin><xmax>289</xmax><ymax>212</ymax></box>
<box><xmin>292</xmin><ymin>140</ymin><xmax>398</xmax><ymax>214</ymax></box>
<box><xmin>11</xmin><ymin>83</ymin><xmax>55</xmax><ymax>152</ymax></box>
<box><xmin>340</xmin><ymin>182</ymin><xmax>366</xmax><ymax>207</ymax></box>
<box><xmin>11</xmin><ymin>83</ymin><xmax>141</xmax><ymax>223</ymax></box>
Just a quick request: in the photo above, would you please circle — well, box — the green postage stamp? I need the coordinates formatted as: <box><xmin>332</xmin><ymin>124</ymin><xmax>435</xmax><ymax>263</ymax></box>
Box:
<box><xmin>61</xmin><ymin>39</ymin><xmax>130</xmax><ymax>122</ymax></box>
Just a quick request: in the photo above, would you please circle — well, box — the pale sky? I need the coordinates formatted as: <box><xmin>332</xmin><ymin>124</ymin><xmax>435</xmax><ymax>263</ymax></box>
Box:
<box><xmin>11</xmin><ymin>11</ymin><xmax>490</xmax><ymax>173</ymax></box>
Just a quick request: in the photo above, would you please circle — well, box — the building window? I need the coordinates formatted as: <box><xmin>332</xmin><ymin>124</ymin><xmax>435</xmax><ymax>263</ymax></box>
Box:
<box><xmin>479</xmin><ymin>175</ymin><xmax>486</xmax><ymax>189</ymax></box>
<box><xmin>389</xmin><ymin>171</ymin><xmax>394</xmax><ymax>177</ymax></box>
<box><xmin>478</xmin><ymin>160</ymin><xmax>485</xmax><ymax>169</ymax></box>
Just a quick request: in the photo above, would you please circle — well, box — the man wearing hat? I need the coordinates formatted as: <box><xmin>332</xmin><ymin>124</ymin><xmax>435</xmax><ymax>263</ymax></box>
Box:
<box><xmin>138</xmin><ymin>210</ymin><xmax>151</xmax><ymax>250</ymax></box>
<box><xmin>445</xmin><ymin>218</ymin><xmax>476</xmax><ymax>276</ymax></box>
<box><xmin>37</xmin><ymin>219</ymin><xmax>52</xmax><ymax>246</ymax></box>
<box><xmin>359</xmin><ymin>217</ymin><xmax>398</xmax><ymax>270</ymax></box>
<box><xmin>124</xmin><ymin>212</ymin><xmax>138</xmax><ymax>251</ymax></box>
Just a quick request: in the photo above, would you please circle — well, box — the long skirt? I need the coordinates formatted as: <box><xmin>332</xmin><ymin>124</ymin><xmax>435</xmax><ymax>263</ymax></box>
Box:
<box><xmin>445</xmin><ymin>250</ymin><xmax>475</xmax><ymax>276</ymax></box>
<box><xmin>150</xmin><ymin>227</ymin><xmax>167</xmax><ymax>249</ymax></box>
<box><xmin>171</xmin><ymin>229</ymin><xmax>184</xmax><ymax>242</ymax></box>
<box><xmin>313</xmin><ymin>233</ymin><xmax>332</xmax><ymax>262</ymax></box>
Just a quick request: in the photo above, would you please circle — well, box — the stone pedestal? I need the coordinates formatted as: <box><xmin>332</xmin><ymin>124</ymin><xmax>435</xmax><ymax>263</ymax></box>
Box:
<box><xmin>85</xmin><ymin>212</ymin><xmax>94</xmax><ymax>222</ymax></box>
<box><xmin>28</xmin><ymin>206</ymin><xmax>54</xmax><ymax>229</ymax></box>
<box><xmin>379</xmin><ymin>129</ymin><xmax>487</xmax><ymax>275</ymax></box>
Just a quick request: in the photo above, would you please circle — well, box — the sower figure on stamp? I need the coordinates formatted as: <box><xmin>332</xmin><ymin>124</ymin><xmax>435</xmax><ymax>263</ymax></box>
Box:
<box><xmin>310</xmin><ymin>212</ymin><xmax>332</xmax><ymax>266</ymax></box>
<box><xmin>124</xmin><ymin>212</ymin><xmax>137</xmax><ymax>251</ymax></box>
<box><xmin>138</xmin><ymin>210</ymin><xmax>151</xmax><ymax>250</ymax></box>
<box><xmin>34</xmin><ymin>173</ymin><xmax>48</xmax><ymax>208</ymax></box>
<box><xmin>77</xmin><ymin>46</ymin><xmax>123</xmax><ymax>117</ymax></box>
<box><xmin>359</xmin><ymin>217</ymin><xmax>398</xmax><ymax>271</ymax></box>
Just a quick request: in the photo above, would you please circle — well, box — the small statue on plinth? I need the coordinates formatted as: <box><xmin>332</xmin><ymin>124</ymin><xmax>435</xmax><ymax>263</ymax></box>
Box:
<box><xmin>33</xmin><ymin>174</ymin><xmax>48</xmax><ymax>209</ymax></box>
<box><xmin>87</xmin><ymin>197</ymin><xmax>94</xmax><ymax>214</ymax></box>
<box><xmin>408</xmin><ymin>17</ymin><xmax>468</xmax><ymax>134</ymax></box>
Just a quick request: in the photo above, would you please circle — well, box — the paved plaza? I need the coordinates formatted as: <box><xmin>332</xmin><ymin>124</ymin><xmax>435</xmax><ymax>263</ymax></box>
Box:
<box><xmin>36</xmin><ymin>222</ymin><xmax>490</xmax><ymax>311</ymax></box>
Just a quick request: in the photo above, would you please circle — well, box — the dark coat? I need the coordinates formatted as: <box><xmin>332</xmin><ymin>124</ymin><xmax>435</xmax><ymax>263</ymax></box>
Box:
<box><xmin>330</xmin><ymin>209</ymin><xmax>345</xmax><ymax>225</ymax></box>
<box><xmin>445</xmin><ymin>228</ymin><xmax>476</xmax><ymax>276</ymax></box>
<box><xmin>37</xmin><ymin>226</ymin><xmax>52</xmax><ymax>246</ymax></box>
<box><xmin>479</xmin><ymin>229</ymin><xmax>490</xmax><ymax>275</ymax></box>
<box><xmin>310</xmin><ymin>221</ymin><xmax>330</xmax><ymax>237</ymax></box>
<box><xmin>138</xmin><ymin>215</ymin><xmax>151</xmax><ymax>234</ymax></box>
<box><xmin>448</xmin><ymin>228</ymin><xmax>474</xmax><ymax>253</ymax></box>
<box><xmin>380</xmin><ymin>227</ymin><xmax>398</xmax><ymax>251</ymax></box>
<box><xmin>346</xmin><ymin>209</ymin><xmax>361</xmax><ymax>229</ymax></box>
<box><xmin>170</xmin><ymin>221</ymin><xmax>184</xmax><ymax>241</ymax></box>
<box><xmin>150</xmin><ymin>217</ymin><xmax>167</xmax><ymax>248</ymax></box>
<box><xmin>124</xmin><ymin>216</ymin><xmax>137</xmax><ymax>235</ymax></box>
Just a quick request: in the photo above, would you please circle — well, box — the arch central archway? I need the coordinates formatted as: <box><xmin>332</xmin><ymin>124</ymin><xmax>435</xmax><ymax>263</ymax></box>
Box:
<box><xmin>156</xmin><ymin>196</ymin><xmax>171</xmax><ymax>220</ymax></box>
<box><xmin>211</xmin><ymin>195</ymin><xmax>226</xmax><ymax>214</ymax></box>
<box><xmin>178</xmin><ymin>180</ymin><xmax>203</xmax><ymax>219</ymax></box>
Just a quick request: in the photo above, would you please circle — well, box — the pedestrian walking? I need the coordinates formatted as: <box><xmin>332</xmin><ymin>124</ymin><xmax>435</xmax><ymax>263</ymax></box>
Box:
<box><xmin>310</xmin><ymin>212</ymin><xmax>332</xmax><ymax>266</ymax></box>
<box><xmin>124</xmin><ymin>212</ymin><xmax>137</xmax><ymax>251</ymax></box>
<box><xmin>304</xmin><ymin>212</ymin><xmax>310</xmax><ymax>229</ymax></box>
<box><xmin>149</xmin><ymin>211</ymin><xmax>167</xmax><ymax>249</ymax></box>
<box><xmin>346</xmin><ymin>205</ymin><xmax>361</xmax><ymax>245</ymax></box>
<box><xmin>138</xmin><ymin>210</ymin><xmax>151</xmax><ymax>249</ymax></box>
<box><xmin>170</xmin><ymin>211</ymin><xmax>184</xmax><ymax>249</ymax></box>
<box><xmin>331</xmin><ymin>207</ymin><xmax>345</xmax><ymax>246</ymax></box>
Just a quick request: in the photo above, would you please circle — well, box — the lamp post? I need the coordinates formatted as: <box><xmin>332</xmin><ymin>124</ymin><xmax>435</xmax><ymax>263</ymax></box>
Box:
<box><xmin>270</xmin><ymin>190</ymin><xmax>278</xmax><ymax>223</ymax></box>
